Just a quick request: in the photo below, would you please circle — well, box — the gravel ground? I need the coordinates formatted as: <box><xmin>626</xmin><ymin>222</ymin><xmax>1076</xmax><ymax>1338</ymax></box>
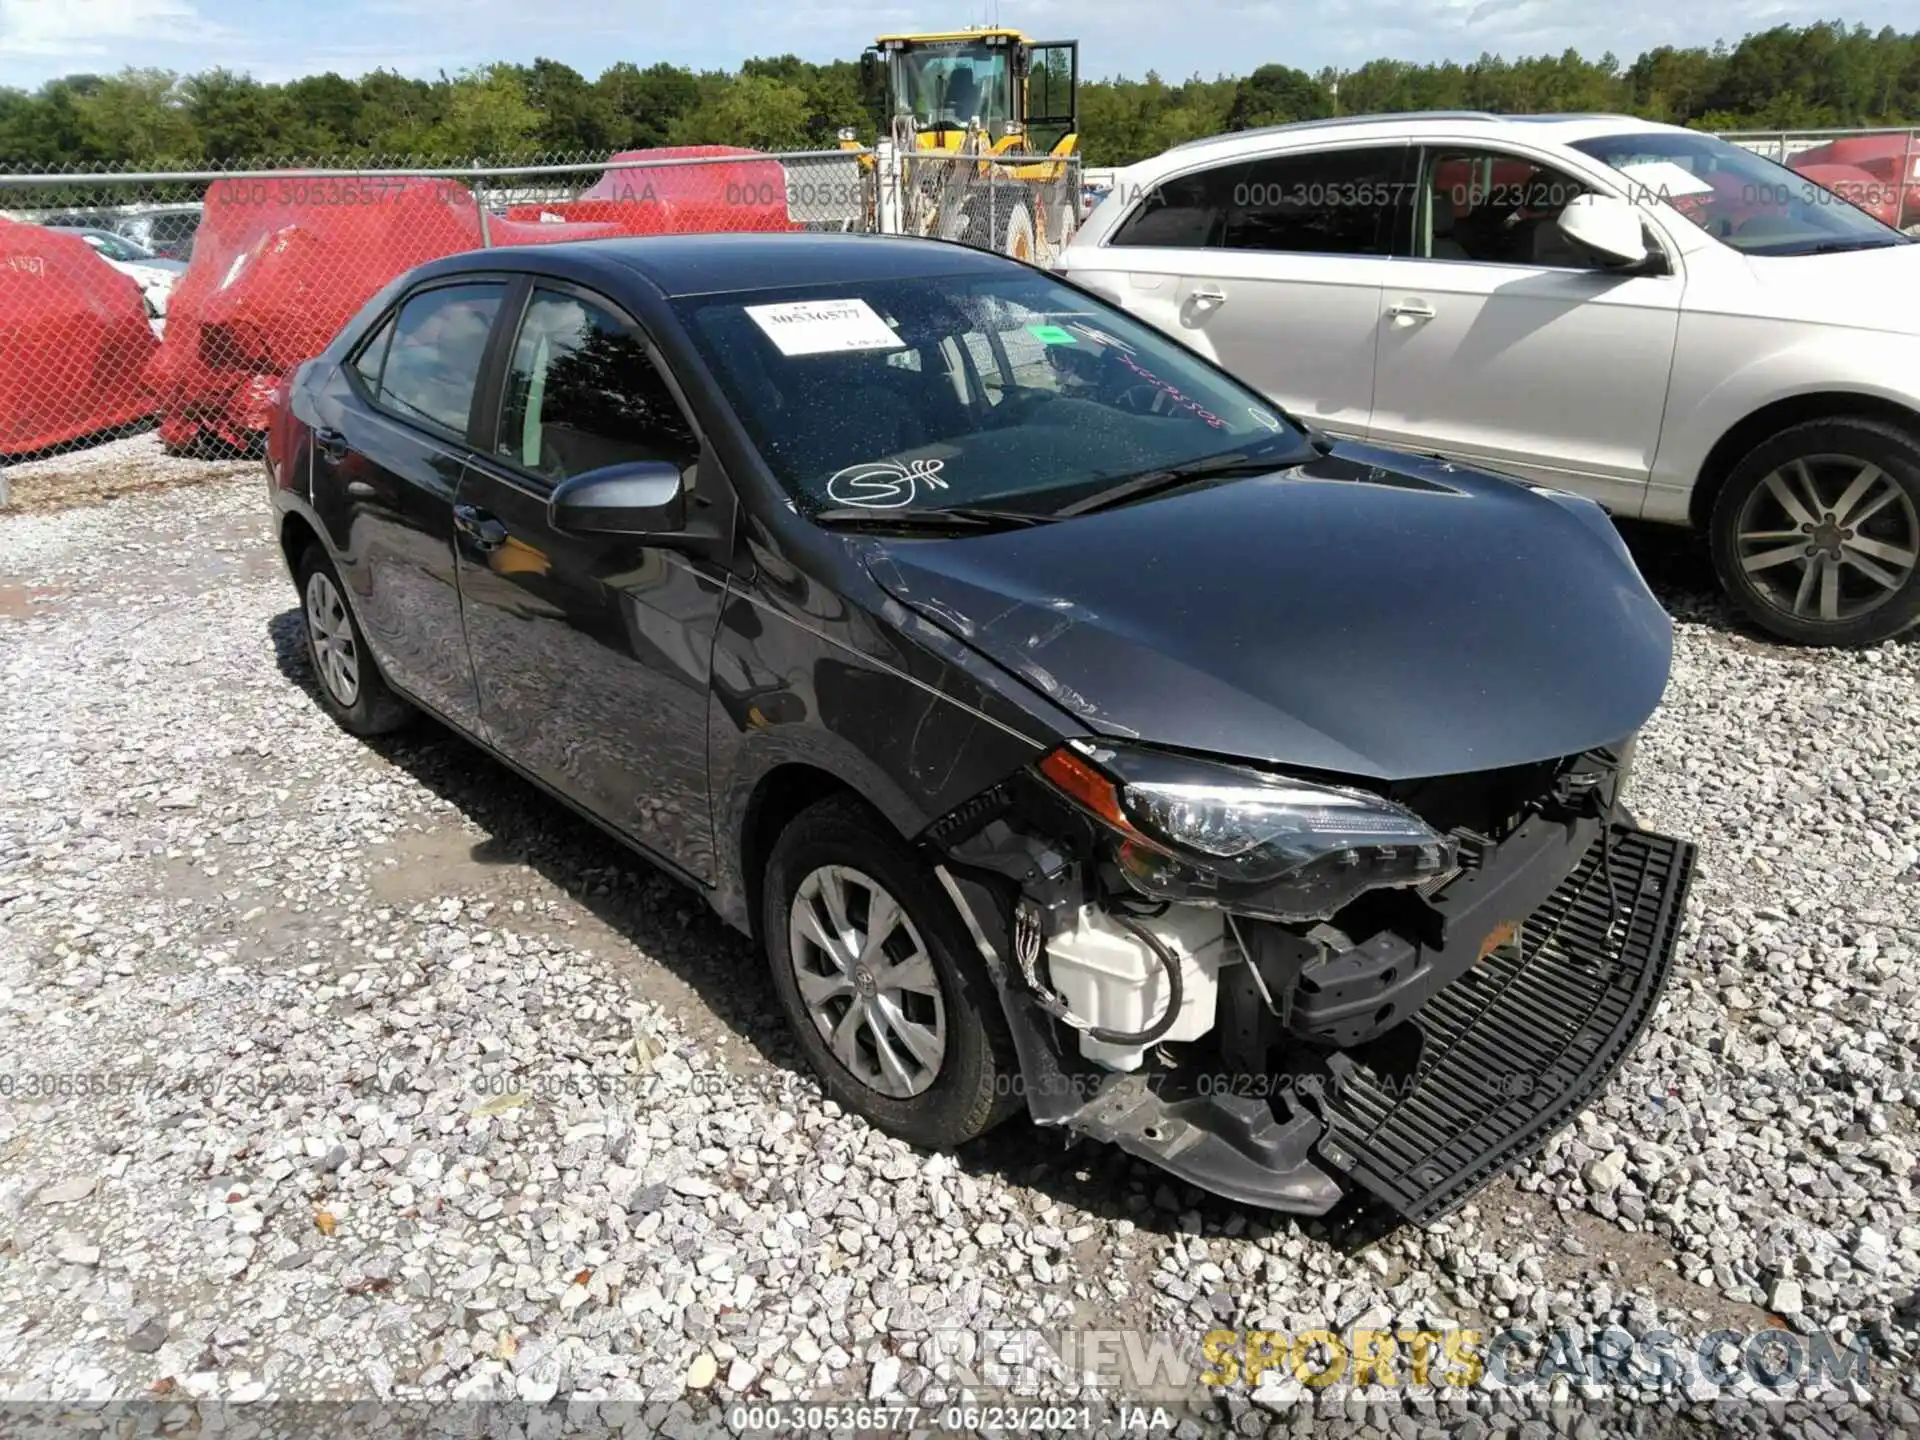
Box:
<box><xmin>0</xmin><ymin>432</ymin><xmax>256</xmax><ymax>516</ymax></box>
<box><xmin>0</xmin><ymin>478</ymin><xmax>1917</xmax><ymax>1436</ymax></box>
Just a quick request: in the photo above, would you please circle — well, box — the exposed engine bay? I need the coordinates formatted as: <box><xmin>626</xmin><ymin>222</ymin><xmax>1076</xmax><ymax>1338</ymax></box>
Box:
<box><xmin>927</xmin><ymin>736</ymin><xmax>1696</xmax><ymax>1223</ymax></box>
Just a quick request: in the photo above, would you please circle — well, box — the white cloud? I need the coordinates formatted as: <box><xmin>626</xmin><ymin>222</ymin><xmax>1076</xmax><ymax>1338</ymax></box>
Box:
<box><xmin>0</xmin><ymin>0</ymin><xmax>204</xmax><ymax>56</ymax></box>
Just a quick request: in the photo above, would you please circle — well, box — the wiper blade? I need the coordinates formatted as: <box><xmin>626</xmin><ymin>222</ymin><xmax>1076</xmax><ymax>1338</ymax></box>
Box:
<box><xmin>1796</xmin><ymin>239</ymin><xmax>1907</xmax><ymax>255</ymax></box>
<box><xmin>1054</xmin><ymin>446</ymin><xmax>1309</xmax><ymax>518</ymax></box>
<box><xmin>808</xmin><ymin>504</ymin><xmax>1052</xmax><ymax>531</ymax></box>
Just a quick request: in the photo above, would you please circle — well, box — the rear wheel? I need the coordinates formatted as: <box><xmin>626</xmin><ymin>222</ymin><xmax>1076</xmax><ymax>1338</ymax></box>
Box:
<box><xmin>761</xmin><ymin>795</ymin><xmax>1018</xmax><ymax>1149</ymax></box>
<box><xmin>1708</xmin><ymin>418</ymin><xmax>1920</xmax><ymax>647</ymax></box>
<box><xmin>295</xmin><ymin>545</ymin><xmax>413</xmax><ymax>736</ymax></box>
<box><xmin>1052</xmin><ymin>205</ymin><xmax>1078</xmax><ymax>259</ymax></box>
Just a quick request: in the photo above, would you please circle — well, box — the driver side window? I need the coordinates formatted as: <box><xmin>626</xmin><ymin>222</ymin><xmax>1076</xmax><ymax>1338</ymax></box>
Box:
<box><xmin>496</xmin><ymin>288</ymin><xmax>697</xmax><ymax>483</ymax></box>
<box><xmin>1418</xmin><ymin>148</ymin><xmax>1596</xmax><ymax>269</ymax></box>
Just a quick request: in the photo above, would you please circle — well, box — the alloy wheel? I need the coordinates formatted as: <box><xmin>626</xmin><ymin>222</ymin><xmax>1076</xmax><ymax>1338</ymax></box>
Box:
<box><xmin>787</xmin><ymin>864</ymin><xmax>946</xmax><ymax>1099</ymax></box>
<box><xmin>1735</xmin><ymin>454</ymin><xmax>1920</xmax><ymax>626</ymax></box>
<box><xmin>303</xmin><ymin>569</ymin><xmax>361</xmax><ymax>708</ymax></box>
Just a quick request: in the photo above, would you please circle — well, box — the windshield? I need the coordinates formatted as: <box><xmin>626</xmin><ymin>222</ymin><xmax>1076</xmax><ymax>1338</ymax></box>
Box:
<box><xmin>81</xmin><ymin>231</ymin><xmax>156</xmax><ymax>263</ymax></box>
<box><xmin>1571</xmin><ymin>131</ymin><xmax>1908</xmax><ymax>256</ymax></box>
<box><xmin>891</xmin><ymin>41</ymin><xmax>1013</xmax><ymax>134</ymax></box>
<box><xmin>674</xmin><ymin>270</ymin><xmax>1307</xmax><ymax>517</ymax></box>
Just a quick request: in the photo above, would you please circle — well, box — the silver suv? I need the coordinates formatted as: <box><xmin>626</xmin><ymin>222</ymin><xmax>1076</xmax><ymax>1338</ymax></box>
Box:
<box><xmin>1059</xmin><ymin>112</ymin><xmax>1920</xmax><ymax>646</ymax></box>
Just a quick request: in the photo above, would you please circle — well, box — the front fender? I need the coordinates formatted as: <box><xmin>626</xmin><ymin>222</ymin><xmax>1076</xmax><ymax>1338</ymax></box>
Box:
<box><xmin>703</xmin><ymin>573</ymin><xmax>1074</xmax><ymax>935</ymax></box>
<box><xmin>1649</xmin><ymin>318</ymin><xmax>1920</xmax><ymax>521</ymax></box>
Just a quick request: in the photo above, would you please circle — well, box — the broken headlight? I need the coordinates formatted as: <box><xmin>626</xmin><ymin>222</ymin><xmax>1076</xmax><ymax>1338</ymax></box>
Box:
<box><xmin>1039</xmin><ymin>742</ymin><xmax>1457</xmax><ymax>922</ymax></box>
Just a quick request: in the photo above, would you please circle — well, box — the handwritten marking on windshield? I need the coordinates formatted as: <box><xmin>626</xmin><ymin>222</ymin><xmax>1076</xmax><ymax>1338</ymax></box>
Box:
<box><xmin>825</xmin><ymin>457</ymin><xmax>950</xmax><ymax>509</ymax></box>
<box><xmin>1110</xmin><ymin>350</ymin><xmax>1229</xmax><ymax>429</ymax></box>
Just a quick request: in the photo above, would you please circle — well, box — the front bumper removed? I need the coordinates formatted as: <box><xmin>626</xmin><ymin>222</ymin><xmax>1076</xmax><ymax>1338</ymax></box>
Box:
<box><xmin>947</xmin><ymin>821</ymin><xmax>1695</xmax><ymax>1223</ymax></box>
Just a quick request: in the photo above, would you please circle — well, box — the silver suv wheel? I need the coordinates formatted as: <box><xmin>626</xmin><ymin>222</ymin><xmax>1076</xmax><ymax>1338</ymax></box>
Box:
<box><xmin>1734</xmin><ymin>454</ymin><xmax>1920</xmax><ymax>625</ymax></box>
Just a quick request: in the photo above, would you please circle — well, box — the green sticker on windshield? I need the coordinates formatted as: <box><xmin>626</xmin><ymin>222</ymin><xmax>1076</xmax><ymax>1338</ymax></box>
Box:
<box><xmin>1028</xmin><ymin>324</ymin><xmax>1077</xmax><ymax>344</ymax></box>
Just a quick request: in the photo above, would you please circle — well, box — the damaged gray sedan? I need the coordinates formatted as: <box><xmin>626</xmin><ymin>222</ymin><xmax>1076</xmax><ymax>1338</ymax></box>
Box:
<box><xmin>269</xmin><ymin>231</ymin><xmax>1695</xmax><ymax>1224</ymax></box>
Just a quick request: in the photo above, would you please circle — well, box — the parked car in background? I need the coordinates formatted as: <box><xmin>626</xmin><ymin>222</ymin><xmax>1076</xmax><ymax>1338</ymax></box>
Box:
<box><xmin>45</xmin><ymin>204</ymin><xmax>202</xmax><ymax>262</ymax></box>
<box><xmin>60</xmin><ymin>227</ymin><xmax>185</xmax><ymax>325</ymax></box>
<box><xmin>267</xmin><ymin>232</ymin><xmax>1693</xmax><ymax>1225</ymax></box>
<box><xmin>1060</xmin><ymin>112</ymin><xmax>1920</xmax><ymax>647</ymax></box>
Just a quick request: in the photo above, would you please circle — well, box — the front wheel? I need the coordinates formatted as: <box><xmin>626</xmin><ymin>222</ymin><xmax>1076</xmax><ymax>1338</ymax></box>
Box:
<box><xmin>761</xmin><ymin>795</ymin><xmax>1019</xmax><ymax>1149</ymax></box>
<box><xmin>1708</xmin><ymin>417</ymin><xmax>1920</xmax><ymax>647</ymax></box>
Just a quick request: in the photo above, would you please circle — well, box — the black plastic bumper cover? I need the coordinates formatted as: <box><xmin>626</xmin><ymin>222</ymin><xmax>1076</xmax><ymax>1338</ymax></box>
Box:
<box><xmin>1308</xmin><ymin>822</ymin><xmax>1696</xmax><ymax>1224</ymax></box>
<box><xmin>944</xmin><ymin>820</ymin><xmax>1693</xmax><ymax>1224</ymax></box>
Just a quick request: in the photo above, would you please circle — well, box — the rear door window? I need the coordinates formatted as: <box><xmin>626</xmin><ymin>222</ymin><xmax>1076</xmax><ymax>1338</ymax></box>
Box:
<box><xmin>1222</xmin><ymin>145</ymin><xmax>1413</xmax><ymax>256</ymax></box>
<box><xmin>369</xmin><ymin>281</ymin><xmax>506</xmax><ymax>437</ymax></box>
<box><xmin>1108</xmin><ymin>164</ymin><xmax>1236</xmax><ymax>248</ymax></box>
<box><xmin>351</xmin><ymin>315</ymin><xmax>396</xmax><ymax>393</ymax></box>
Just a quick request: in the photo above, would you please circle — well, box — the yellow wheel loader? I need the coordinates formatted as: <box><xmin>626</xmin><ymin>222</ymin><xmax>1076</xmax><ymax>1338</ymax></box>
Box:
<box><xmin>850</xmin><ymin>27</ymin><xmax>1080</xmax><ymax>262</ymax></box>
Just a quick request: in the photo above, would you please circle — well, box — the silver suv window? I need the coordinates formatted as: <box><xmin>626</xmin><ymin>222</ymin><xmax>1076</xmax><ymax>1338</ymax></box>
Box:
<box><xmin>1109</xmin><ymin>145</ymin><xmax>1412</xmax><ymax>258</ymax></box>
<box><xmin>1415</xmin><ymin>148</ymin><xmax>1598</xmax><ymax>269</ymax></box>
<box><xmin>1571</xmin><ymin>130</ymin><xmax>1908</xmax><ymax>257</ymax></box>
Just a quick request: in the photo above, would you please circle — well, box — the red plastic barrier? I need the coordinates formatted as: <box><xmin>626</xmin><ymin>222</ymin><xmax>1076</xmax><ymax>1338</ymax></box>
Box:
<box><xmin>505</xmin><ymin>145</ymin><xmax>795</xmax><ymax>235</ymax></box>
<box><xmin>0</xmin><ymin>219</ymin><xmax>159</xmax><ymax>457</ymax></box>
<box><xmin>146</xmin><ymin>176</ymin><xmax>491</xmax><ymax>450</ymax></box>
<box><xmin>151</xmin><ymin>150</ymin><xmax>795</xmax><ymax>452</ymax></box>
<box><xmin>1790</xmin><ymin>161</ymin><xmax>1905</xmax><ymax>228</ymax></box>
<box><xmin>1790</xmin><ymin>135</ymin><xmax>1920</xmax><ymax>227</ymax></box>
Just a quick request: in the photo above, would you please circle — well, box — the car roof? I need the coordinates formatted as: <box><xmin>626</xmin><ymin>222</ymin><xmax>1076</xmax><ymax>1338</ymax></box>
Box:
<box><xmin>1147</xmin><ymin>111</ymin><xmax>1697</xmax><ymax>167</ymax></box>
<box><xmin>417</xmin><ymin>232</ymin><xmax>1021</xmax><ymax>299</ymax></box>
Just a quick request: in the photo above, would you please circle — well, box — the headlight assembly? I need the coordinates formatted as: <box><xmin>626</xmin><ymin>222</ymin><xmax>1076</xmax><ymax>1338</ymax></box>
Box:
<box><xmin>1039</xmin><ymin>742</ymin><xmax>1458</xmax><ymax>922</ymax></box>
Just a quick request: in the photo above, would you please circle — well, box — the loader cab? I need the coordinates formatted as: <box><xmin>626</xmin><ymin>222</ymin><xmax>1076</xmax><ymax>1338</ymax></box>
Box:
<box><xmin>865</xmin><ymin>28</ymin><xmax>1079</xmax><ymax>157</ymax></box>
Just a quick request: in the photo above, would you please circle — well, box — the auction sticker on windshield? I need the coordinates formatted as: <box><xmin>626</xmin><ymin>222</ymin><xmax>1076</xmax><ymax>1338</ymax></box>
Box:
<box><xmin>1613</xmin><ymin>159</ymin><xmax>1714</xmax><ymax>201</ymax></box>
<box><xmin>745</xmin><ymin>298</ymin><xmax>904</xmax><ymax>356</ymax></box>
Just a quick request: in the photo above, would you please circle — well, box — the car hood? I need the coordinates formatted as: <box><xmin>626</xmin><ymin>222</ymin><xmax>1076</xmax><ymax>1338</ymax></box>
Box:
<box><xmin>861</xmin><ymin>445</ymin><xmax>1674</xmax><ymax>781</ymax></box>
<box><xmin>1744</xmin><ymin>242</ymin><xmax>1920</xmax><ymax>335</ymax></box>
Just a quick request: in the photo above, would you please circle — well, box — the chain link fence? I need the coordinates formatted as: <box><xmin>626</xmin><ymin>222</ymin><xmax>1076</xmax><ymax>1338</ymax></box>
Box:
<box><xmin>891</xmin><ymin>150</ymin><xmax>1084</xmax><ymax>267</ymax></box>
<box><xmin>0</xmin><ymin>144</ymin><xmax>1078</xmax><ymax>485</ymax></box>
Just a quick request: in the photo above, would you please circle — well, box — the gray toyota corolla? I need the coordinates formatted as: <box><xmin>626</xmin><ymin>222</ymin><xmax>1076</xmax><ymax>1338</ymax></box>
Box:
<box><xmin>266</xmin><ymin>232</ymin><xmax>1695</xmax><ymax>1223</ymax></box>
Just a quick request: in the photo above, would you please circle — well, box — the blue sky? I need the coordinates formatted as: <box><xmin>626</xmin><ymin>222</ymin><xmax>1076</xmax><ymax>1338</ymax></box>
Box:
<box><xmin>0</xmin><ymin>0</ymin><xmax>1913</xmax><ymax>89</ymax></box>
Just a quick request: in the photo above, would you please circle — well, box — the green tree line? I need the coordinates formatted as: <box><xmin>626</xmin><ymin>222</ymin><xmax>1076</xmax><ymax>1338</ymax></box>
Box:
<box><xmin>1</xmin><ymin>21</ymin><xmax>1916</xmax><ymax>172</ymax></box>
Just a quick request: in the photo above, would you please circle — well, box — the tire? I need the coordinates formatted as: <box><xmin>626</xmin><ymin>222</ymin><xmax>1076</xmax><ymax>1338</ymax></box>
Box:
<box><xmin>1003</xmin><ymin>203</ymin><xmax>1036</xmax><ymax>263</ymax></box>
<box><xmin>1707</xmin><ymin>417</ymin><xmax>1920</xmax><ymax>647</ymax></box>
<box><xmin>1048</xmin><ymin>205</ymin><xmax>1078</xmax><ymax>265</ymax></box>
<box><xmin>761</xmin><ymin>795</ymin><xmax>1019</xmax><ymax>1150</ymax></box>
<box><xmin>294</xmin><ymin>544</ymin><xmax>413</xmax><ymax>736</ymax></box>
<box><xmin>935</xmin><ymin>206</ymin><xmax>973</xmax><ymax>244</ymax></box>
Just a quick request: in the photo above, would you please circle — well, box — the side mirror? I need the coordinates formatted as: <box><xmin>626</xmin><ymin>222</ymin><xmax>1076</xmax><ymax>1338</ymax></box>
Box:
<box><xmin>1556</xmin><ymin>194</ymin><xmax>1649</xmax><ymax>269</ymax></box>
<box><xmin>549</xmin><ymin>460</ymin><xmax>685</xmax><ymax>537</ymax></box>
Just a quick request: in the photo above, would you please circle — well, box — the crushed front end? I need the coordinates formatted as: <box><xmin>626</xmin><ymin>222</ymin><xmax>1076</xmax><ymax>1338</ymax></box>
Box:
<box><xmin>927</xmin><ymin>739</ymin><xmax>1695</xmax><ymax>1224</ymax></box>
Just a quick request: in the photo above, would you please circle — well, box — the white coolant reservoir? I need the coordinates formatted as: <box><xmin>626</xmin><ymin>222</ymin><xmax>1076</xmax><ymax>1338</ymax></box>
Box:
<box><xmin>1044</xmin><ymin>904</ymin><xmax>1231</xmax><ymax>1072</ymax></box>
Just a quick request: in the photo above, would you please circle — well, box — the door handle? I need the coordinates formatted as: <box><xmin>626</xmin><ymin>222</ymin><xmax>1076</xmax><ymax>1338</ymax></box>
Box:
<box><xmin>454</xmin><ymin>503</ymin><xmax>509</xmax><ymax>552</ymax></box>
<box><xmin>1190</xmin><ymin>285</ymin><xmax>1228</xmax><ymax>307</ymax></box>
<box><xmin>314</xmin><ymin>427</ymin><xmax>348</xmax><ymax>461</ymax></box>
<box><xmin>1386</xmin><ymin>299</ymin><xmax>1436</xmax><ymax>321</ymax></box>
